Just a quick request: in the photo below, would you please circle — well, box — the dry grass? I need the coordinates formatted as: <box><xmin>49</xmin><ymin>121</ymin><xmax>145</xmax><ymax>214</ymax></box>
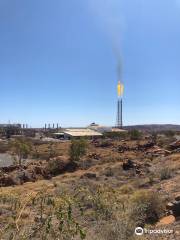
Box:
<box><xmin>0</xmin><ymin>137</ymin><xmax>180</xmax><ymax>239</ymax></box>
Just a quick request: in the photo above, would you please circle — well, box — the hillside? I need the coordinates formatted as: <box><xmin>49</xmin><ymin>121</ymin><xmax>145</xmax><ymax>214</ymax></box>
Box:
<box><xmin>124</xmin><ymin>124</ymin><xmax>180</xmax><ymax>132</ymax></box>
<box><xmin>0</xmin><ymin>134</ymin><xmax>180</xmax><ymax>239</ymax></box>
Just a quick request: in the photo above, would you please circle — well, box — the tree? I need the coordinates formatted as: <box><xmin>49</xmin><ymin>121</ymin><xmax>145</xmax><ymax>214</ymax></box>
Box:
<box><xmin>10</xmin><ymin>139</ymin><xmax>31</xmax><ymax>165</ymax></box>
<box><xmin>69</xmin><ymin>138</ymin><xmax>87</xmax><ymax>162</ymax></box>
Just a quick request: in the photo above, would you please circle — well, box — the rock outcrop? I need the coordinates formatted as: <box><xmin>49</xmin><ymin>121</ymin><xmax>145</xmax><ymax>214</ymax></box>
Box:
<box><xmin>167</xmin><ymin>195</ymin><xmax>180</xmax><ymax>219</ymax></box>
<box><xmin>0</xmin><ymin>156</ymin><xmax>77</xmax><ymax>187</ymax></box>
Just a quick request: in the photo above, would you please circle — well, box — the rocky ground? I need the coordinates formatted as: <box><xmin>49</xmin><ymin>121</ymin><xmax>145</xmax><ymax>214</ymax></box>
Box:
<box><xmin>0</xmin><ymin>136</ymin><xmax>180</xmax><ymax>239</ymax></box>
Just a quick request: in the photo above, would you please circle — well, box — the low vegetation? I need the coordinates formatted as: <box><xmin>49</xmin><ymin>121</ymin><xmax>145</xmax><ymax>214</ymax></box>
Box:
<box><xmin>0</xmin><ymin>184</ymin><xmax>166</xmax><ymax>240</ymax></box>
<box><xmin>69</xmin><ymin>139</ymin><xmax>88</xmax><ymax>162</ymax></box>
<box><xmin>10</xmin><ymin>139</ymin><xmax>32</xmax><ymax>165</ymax></box>
<box><xmin>129</xmin><ymin>129</ymin><xmax>142</xmax><ymax>140</ymax></box>
<box><xmin>129</xmin><ymin>190</ymin><xmax>165</xmax><ymax>226</ymax></box>
<box><xmin>0</xmin><ymin>131</ymin><xmax>179</xmax><ymax>239</ymax></box>
<box><xmin>160</xmin><ymin>167</ymin><xmax>172</xmax><ymax>180</ymax></box>
<box><xmin>0</xmin><ymin>189</ymin><xmax>86</xmax><ymax>240</ymax></box>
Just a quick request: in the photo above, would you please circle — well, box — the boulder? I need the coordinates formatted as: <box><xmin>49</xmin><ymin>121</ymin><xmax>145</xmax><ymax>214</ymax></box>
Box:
<box><xmin>88</xmin><ymin>153</ymin><xmax>100</xmax><ymax>160</ymax></box>
<box><xmin>173</xmin><ymin>148</ymin><xmax>180</xmax><ymax>153</ymax></box>
<box><xmin>47</xmin><ymin>156</ymin><xmax>77</xmax><ymax>175</ymax></box>
<box><xmin>157</xmin><ymin>215</ymin><xmax>175</xmax><ymax>226</ymax></box>
<box><xmin>0</xmin><ymin>165</ymin><xmax>26</xmax><ymax>173</ymax></box>
<box><xmin>17</xmin><ymin>170</ymin><xmax>32</xmax><ymax>181</ymax></box>
<box><xmin>166</xmin><ymin>198</ymin><xmax>180</xmax><ymax>218</ymax></box>
<box><xmin>169</xmin><ymin>140</ymin><xmax>180</xmax><ymax>150</ymax></box>
<box><xmin>122</xmin><ymin>159</ymin><xmax>134</xmax><ymax>170</ymax></box>
<box><xmin>0</xmin><ymin>174</ymin><xmax>16</xmax><ymax>186</ymax></box>
<box><xmin>146</xmin><ymin>146</ymin><xmax>171</xmax><ymax>157</ymax></box>
<box><xmin>175</xmin><ymin>195</ymin><xmax>180</xmax><ymax>201</ymax></box>
<box><xmin>137</xmin><ymin>141</ymin><xmax>155</xmax><ymax>151</ymax></box>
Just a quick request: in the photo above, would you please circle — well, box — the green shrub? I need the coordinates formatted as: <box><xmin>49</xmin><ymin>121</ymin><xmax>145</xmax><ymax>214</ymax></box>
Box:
<box><xmin>69</xmin><ymin>139</ymin><xmax>87</xmax><ymax>162</ymax></box>
<box><xmin>128</xmin><ymin>129</ymin><xmax>142</xmax><ymax>140</ymax></box>
<box><xmin>10</xmin><ymin>139</ymin><xmax>32</xmax><ymax>165</ymax></box>
<box><xmin>0</xmin><ymin>189</ymin><xmax>86</xmax><ymax>240</ymax></box>
<box><xmin>48</xmin><ymin>158</ymin><xmax>62</xmax><ymax>175</ymax></box>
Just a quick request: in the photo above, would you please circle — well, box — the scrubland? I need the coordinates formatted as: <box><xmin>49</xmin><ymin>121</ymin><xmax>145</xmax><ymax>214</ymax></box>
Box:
<box><xmin>0</xmin><ymin>131</ymin><xmax>180</xmax><ymax>239</ymax></box>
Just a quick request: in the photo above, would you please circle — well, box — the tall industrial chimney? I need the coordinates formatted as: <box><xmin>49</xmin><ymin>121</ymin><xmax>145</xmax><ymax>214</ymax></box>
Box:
<box><xmin>116</xmin><ymin>81</ymin><xmax>124</xmax><ymax>129</ymax></box>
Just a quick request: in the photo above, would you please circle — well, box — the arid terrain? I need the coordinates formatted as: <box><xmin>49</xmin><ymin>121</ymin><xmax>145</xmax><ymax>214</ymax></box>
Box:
<box><xmin>0</xmin><ymin>131</ymin><xmax>180</xmax><ymax>240</ymax></box>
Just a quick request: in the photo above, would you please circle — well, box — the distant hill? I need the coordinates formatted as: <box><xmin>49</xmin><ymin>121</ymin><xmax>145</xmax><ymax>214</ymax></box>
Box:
<box><xmin>124</xmin><ymin>124</ymin><xmax>180</xmax><ymax>132</ymax></box>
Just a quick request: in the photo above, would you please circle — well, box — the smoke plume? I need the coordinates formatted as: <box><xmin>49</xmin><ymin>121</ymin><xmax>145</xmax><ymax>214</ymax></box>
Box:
<box><xmin>87</xmin><ymin>0</ymin><xmax>124</xmax><ymax>81</ymax></box>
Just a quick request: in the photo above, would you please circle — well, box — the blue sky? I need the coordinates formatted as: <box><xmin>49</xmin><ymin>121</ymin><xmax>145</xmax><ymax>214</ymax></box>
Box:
<box><xmin>0</xmin><ymin>0</ymin><xmax>180</xmax><ymax>127</ymax></box>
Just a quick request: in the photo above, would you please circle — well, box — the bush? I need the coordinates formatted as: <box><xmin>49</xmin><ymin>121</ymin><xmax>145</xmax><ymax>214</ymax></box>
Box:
<box><xmin>148</xmin><ymin>174</ymin><xmax>155</xmax><ymax>185</ymax></box>
<box><xmin>129</xmin><ymin>129</ymin><xmax>142</xmax><ymax>140</ymax></box>
<box><xmin>0</xmin><ymin>189</ymin><xmax>86</xmax><ymax>240</ymax></box>
<box><xmin>97</xmin><ymin>219</ymin><xmax>136</xmax><ymax>240</ymax></box>
<box><xmin>48</xmin><ymin>143</ymin><xmax>58</xmax><ymax>158</ymax></box>
<box><xmin>10</xmin><ymin>139</ymin><xmax>32</xmax><ymax>165</ymax></box>
<box><xmin>75</xmin><ymin>185</ymin><xmax>135</xmax><ymax>240</ymax></box>
<box><xmin>48</xmin><ymin>158</ymin><xmax>63</xmax><ymax>175</ymax></box>
<box><xmin>164</xmin><ymin>130</ymin><xmax>175</xmax><ymax>138</ymax></box>
<box><xmin>103</xmin><ymin>132</ymin><xmax>128</xmax><ymax>140</ymax></box>
<box><xmin>119</xmin><ymin>184</ymin><xmax>134</xmax><ymax>195</ymax></box>
<box><xmin>69</xmin><ymin>139</ymin><xmax>87</xmax><ymax>162</ymax></box>
<box><xmin>129</xmin><ymin>190</ymin><xmax>165</xmax><ymax>226</ymax></box>
<box><xmin>47</xmin><ymin>157</ymin><xmax>70</xmax><ymax>175</ymax></box>
<box><xmin>160</xmin><ymin>167</ymin><xmax>172</xmax><ymax>180</ymax></box>
<box><xmin>104</xmin><ymin>167</ymin><xmax>114</xmax><ymax>177</ymax></box>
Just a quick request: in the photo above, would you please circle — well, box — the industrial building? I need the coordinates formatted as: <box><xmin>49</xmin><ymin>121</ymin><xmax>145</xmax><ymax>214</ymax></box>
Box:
<box><xmin>53</xmin><ymin>128</ymin><xmax>102</xmax><ymax>140</ymax></box>
<box><xmin>64</xmin><ymin>128</ymin><xmax>102</xmax><ymax>139</ymax></box>
<box><xmin>0</xmin><ymin>124</ymin><xmax>22</xmax><ymax>138</ymax></box>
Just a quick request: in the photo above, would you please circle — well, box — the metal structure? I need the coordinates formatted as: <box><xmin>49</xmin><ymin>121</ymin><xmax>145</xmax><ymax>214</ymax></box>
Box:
<box><xmin>0</xmin><ymin>124</ymin><xmax>22</xmax><ymax>138</ymax></box>
<box><xmin>116</xmin><ymin>81</ymin><xmax>124</xmax><ymax>129</ymax></box>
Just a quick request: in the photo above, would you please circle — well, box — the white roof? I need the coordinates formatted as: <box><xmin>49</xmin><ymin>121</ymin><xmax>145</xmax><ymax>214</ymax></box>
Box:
<box><xmin>53</xmin><ymin>132</ymin><xmax>64</xmax><ymax>135</ymax></box>
<box><xmin>64</xmin><ymin>128</ymin><xmax>102</xmax><ymax>137</ymax></box>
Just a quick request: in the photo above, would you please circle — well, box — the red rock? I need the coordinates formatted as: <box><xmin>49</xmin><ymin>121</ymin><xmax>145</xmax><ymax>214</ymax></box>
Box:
<box><xmin>157</xmin><ymin>215</ymin><xmax>175</xmax><ymax>226</ymax></box>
